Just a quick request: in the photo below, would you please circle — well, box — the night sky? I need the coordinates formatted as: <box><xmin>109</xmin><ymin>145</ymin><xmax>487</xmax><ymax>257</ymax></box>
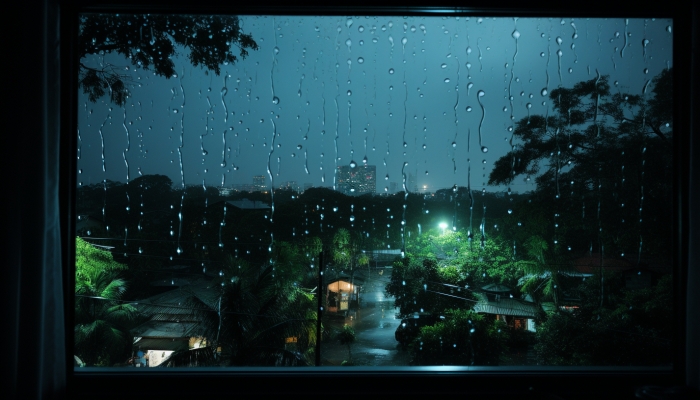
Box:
<box><xmin>77</xmin><ymin>15</ymin><xmax>672</xmax><ymax>194</ymax></box>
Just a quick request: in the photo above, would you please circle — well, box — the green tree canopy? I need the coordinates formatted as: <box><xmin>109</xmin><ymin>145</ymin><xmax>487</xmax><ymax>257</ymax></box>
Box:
<box><xmin>74</xmin><ymin>237</ymin><xmax>137</xmax><ymax>366</ymax></box>
<box><xmin>79</xmin><ymin>14</ymin><xmax>258</xmax><ymax>105</ymax></box>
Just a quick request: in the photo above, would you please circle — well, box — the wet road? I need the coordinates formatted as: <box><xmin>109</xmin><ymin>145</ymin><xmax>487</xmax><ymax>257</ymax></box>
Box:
<box><xmin>321</xmin><ymin>269</ymin><xmax>412</xmax><ymax>366</ymax></box>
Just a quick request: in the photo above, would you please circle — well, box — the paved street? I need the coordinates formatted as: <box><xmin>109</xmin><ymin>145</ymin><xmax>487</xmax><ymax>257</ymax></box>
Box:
<box><xmin>321</xmin><ymin>267</ymin><xmax>412</xmax><ymax>366</ymax></box>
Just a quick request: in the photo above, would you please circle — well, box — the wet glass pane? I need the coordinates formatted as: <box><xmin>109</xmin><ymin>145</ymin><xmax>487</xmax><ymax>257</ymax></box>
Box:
<box><xmin>75</xmin><ymin>14</ymin><xmax>674</xmax><ymax>368</ymax></box>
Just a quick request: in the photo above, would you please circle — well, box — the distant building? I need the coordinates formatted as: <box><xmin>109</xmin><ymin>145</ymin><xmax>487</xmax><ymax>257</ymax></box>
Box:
<box><xmin>231</xmin><ymin>183</ymin><xmax>256</xmax><ymax>192</ymax></box>
<box><xmin>277</xmin><ymin>181</ymin><xmax>300</xmax><ymax>192</ymax></box>
<box><xmin>337</xmin><ymin>165</ymin><xmax>376</xmax><ymax>196</ymax></box>
<box><xmin>218</xmin><ymin>187</ymin><xmax>233</xmax><ymax>197</ymax></box>
<box><xmin>252</xmin><ymin>175</ymin><xmax>267</xmax><ymax>192</ymax></box>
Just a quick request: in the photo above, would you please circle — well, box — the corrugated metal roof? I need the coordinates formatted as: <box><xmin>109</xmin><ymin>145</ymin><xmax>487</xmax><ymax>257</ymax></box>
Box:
<box><xmin>132</xmin><ymin>321</ymin><xmax>201</xmax><ymax>338</ymax></box>
<box><xmin>473</xmin><ymin>293</ymin><xmax>538</xmax><ymax>318</ymax></box>
<box><xmin>132</xmin><ymin>337</ymin><xmax>189</xmax><ymax>351</ymax></box>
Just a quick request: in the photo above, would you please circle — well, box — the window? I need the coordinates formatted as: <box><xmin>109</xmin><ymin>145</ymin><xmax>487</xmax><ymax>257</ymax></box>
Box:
<box><xmin>66</xmin><ymin>2</ymin><xmax>697</xmax><ymax>397</ymax></box>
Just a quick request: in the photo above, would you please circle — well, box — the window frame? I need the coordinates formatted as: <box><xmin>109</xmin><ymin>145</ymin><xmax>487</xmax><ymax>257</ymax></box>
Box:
<box><xmin>62</xmin><ymin>1</ymin><xmax>697</xmax><ymax>397</ymax></box>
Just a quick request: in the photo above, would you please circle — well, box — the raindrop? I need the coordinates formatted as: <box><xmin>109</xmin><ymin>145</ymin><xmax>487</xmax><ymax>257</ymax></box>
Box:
<box><xmin>441</xmin><ymin>63</ymin><xmax>447</xmax><ymax>68</ymax></box>
<box><xmin>444</xmin><ymin>78</ymin><xmax>450</xmax><ymax>83</ymax></box>
<box><xmin>556</xmin><ymin>36</ymin><xmax>563</xmax><ymax>45</ymax></box>
<box><xmin>466</xmin><ymin>106</ymin><xmax>472</xmax><ymax>112</ymax></box>
<box><xmin>481</xmin><ymin>146</ymin><xmax>488</xmax><ymax>153</ymax></box>
<box><xmin>389</xmin><ymin>68</ymin><xmax>395</xmax><ymax>74</ymax></box>
<box><xmin>350</xmin><ymin>215</ymin><xmax>355</xmax><ymax>222</ymax></box>
<box><xmin>272</xmin><ymin>96</ymin><xmax>280</xmax><ymax>104</ymax></box>
<box><xmin>347</xmin><ymin>90</ymin><xmax>352</xmax><ymax>96</ymax></box>
<box><xmin>541</xmin><ymin>88</ymin><xmax>548</xmax><ymax>96</ymax></box>
<box><xmin>349</xmin><ymin>160</ymin><xmax>357</xmax><ymax>168</ymax></box>
<box><xmin>512</xmin><ymin>30</ymin><xmax>520</xmax><ymax>39</ymax></box>
<box><xmin>357</xmin><ymin>57</ymin><xmax>364</xmax><ymax>64</ymax></box>
<box><xmin>540</xmin><ymin>52</ymin><xmax>545</xmax><ymax>57</ymax></box>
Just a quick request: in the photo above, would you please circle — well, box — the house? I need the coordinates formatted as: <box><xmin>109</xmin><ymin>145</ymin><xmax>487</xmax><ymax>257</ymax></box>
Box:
<box><xmin>129</xmin><ymin>278</ymin><xmax>220</xmax><ymax>367</ymax></box>
<box><xmin>473</xmin><ymin>284</ymin><xmax>538</xmax><ymax>332</ymax></box>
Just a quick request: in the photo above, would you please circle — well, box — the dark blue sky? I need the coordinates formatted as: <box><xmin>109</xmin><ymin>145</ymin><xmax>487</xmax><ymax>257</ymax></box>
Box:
<box><xmin>78</xmin><ymin>16</ymin><xmax>672</xmax><ymax>194</ymax></box>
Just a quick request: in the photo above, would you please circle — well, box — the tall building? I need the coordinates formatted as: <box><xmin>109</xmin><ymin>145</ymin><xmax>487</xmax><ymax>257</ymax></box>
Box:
<box><xmin>252</xmin><ymin>175</ymin><xmax>267</xmax><ymax>191</ymax></box>
<box><xmin>337</xmin><ymin>165</ymin><xmax>376</xmax><ymax>196</ymax></box>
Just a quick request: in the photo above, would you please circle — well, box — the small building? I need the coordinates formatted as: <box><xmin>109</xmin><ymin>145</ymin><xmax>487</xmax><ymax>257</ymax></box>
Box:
<box><xmin>326</xmin><ymin>279</ymin><xmax>361</xmax><ymax>313</ymax></box>
<box><xmin>130</xmin><ymin>278</ymin><xmax>219</xmax><ymax>367</ymax></box>
<box><xmin>473</xmin><ymin>284</ymin><xmax>538</xmax><ymax>332</ymax></box>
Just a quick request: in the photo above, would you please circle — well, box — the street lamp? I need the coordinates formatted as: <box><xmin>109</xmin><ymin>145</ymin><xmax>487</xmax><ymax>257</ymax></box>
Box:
<box><xmin>439</xmin><ymin>222</ymin><xmax>448</xmax><ymax>235</ymax></box>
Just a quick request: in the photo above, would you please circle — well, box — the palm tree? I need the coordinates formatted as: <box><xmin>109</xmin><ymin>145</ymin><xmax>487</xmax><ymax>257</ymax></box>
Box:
<box><xmin>164</xmin><ymin>262</ymin><xmax>317</xmax><ymax>367</ymax></box>
<box><xmin>518</xmin><ymin>235</ymin><xmax>569</xmax><ymax>308</ymax></box>
<box><xmin>74</xmin><ymin>238</ymin><xmax>138</xmax><ymax>366</ymax></box>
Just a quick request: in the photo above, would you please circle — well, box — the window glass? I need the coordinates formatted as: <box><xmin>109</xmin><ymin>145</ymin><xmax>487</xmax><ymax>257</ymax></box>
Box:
<box><xmin>75</xmin><ymin>14</ymin><xmax>674</xmax><ymax>368</ymax></box>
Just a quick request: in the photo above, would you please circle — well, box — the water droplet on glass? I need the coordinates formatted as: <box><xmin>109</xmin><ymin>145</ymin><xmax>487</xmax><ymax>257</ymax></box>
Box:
<box><xmin>349</xmin><ymin>215</ymin><xmax>355</xmax><ymax>222</ymax></box>
<box><xmin>466</xmin><ymin>106</ymin><xmax>472</xmax><ymax>112</ymax></box>
<box><xmin>512</xmin><ymin>30</ymin><xmax>520</xmax><ymax>39</ymax></box>
<box><xmin>388</xmin><ymin>68</ymin><xmax>394</xmax><ymax>74</ymax></box>
<box><xmin>349</xmin><ymin>160</ymin><xmax>357</xmax><ymax>168</ymax></box>
<box><xmin>357</xmin><ymin>57</ymin><xmax>364</xmax><ymax>64</ymax></box>
<box><xmin>556</xmin><ymin>36</ymin><xmax>563</xmax><ymax>45</ymax></box>
<box><xmin>541</xmin><ymin>88</ymin><xmax>548</xmax><ymax>96</ymax></box>
<box><xmin>444</xmin><ymin>78</ymin><xmax>450</xmax><ymax>83</ymax></box>
<box><xmin>441</xmin><ymin>63</ymin><xmax>447</xmax><ymax>69</ymax></box>
<box><xmin>272</xmin><ymin>96</ymin><xmax>280</xmax><ymax>104</ymax></box>
<box><xmin>481</xmin><ymin>146</ymin><xmax>488</xmax><ymax>153</ymax></box>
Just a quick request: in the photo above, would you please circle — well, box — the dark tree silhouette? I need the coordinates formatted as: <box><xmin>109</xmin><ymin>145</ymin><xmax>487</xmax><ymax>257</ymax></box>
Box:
<box><xmin>79</xmin><ymin>14</ymin><xmax>258</xmax><ymax>105</ymax></box>
<box><xmin>488</xmin><ymin>69</ymin><xmax>673</xmax><ymax>261</ymax></box>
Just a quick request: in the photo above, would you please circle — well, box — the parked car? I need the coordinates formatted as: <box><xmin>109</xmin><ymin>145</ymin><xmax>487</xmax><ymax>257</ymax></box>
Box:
<box><xmin>395</xmin><ymin>313</ymin><xmax>442</xmax><ymax>348</ymax></box>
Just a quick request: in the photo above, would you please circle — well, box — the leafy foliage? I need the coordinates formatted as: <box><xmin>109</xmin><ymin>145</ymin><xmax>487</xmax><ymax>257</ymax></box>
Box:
<box><xmin>410</xmin><ymin>309</ymin><xmax>508</xmax><ymax>366</ymax></box>
<box><xmin>167</xmin><ymin>262</ymin><xmax>316</xmax><ymax>367</ymax></box>
<box><xmin>489</xmin><ymin>68</ymin><xmax>673</xmax><ymax>265</ymax></box>
<box><xmin>336</xmin><ymin>324</ymin><xmax>356</xmax><ymax>364</ymax></box>
<box><xmin>74</xmin><ymin>238</ymin><xmax>137</xmax><ymax>366</ymax></box>
<box><xmin>385</xmin><ymin>256</ymin><xmax>479</xmax><ymax>318</ymax></box>
<box><xmin>535</xmin><ymin>274</ymin><xmax>672</xmax><ymax>366</ymax></box>
<box><xmin>79</xmin><ymin>14</ymin><xmax>258</xmax><ymax>105</ymax></box>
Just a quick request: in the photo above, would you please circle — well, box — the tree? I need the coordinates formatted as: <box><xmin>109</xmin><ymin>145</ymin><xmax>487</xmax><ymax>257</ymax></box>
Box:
<box><xmin>410</xmin><ymin>309</ymin><xmax>508</xmax><ymax>366</ymax></box>
<box><xmin>385</xmin><ymin>256</ymin><xmax>478</xmax><ymax>318</ymax></box>
<box><xmin>534</xmin><ymin>274</ymin><xmax>672</xmax><ymax>366</ymax></box>
<box><xmin>489</xmin><ymin>69</ymin><xmax>673</xmax><ymax>264</ymax></box>
<box><xmin>164</xmin><ymin>262</ymin><xmax>317</xmax><ymax>367</ymax></box>
<box><xmin>517</xmin><ymin>235</ymin><xmax>569</xmax><ymax>307</ymax></box>
<box><xmin>79</xmin><ymin>14</ymin><xmax>258</xmax><ymax>105</ymax></box>
<box><xmin>74</xmin><ymin>237</ymin><xmax>138</xmax><ymax>366</ymax></box>
<box><xmin>336</xmin><ymin>324</ymin><xmax>356</xmax><ymax>365</ymax></box>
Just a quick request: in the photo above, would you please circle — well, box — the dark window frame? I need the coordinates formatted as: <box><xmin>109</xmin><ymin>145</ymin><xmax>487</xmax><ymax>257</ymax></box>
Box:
<box><xmin>62</xmin><ymin>2</ymin><xmax>698</xmax><ymax>398</ymax></box>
